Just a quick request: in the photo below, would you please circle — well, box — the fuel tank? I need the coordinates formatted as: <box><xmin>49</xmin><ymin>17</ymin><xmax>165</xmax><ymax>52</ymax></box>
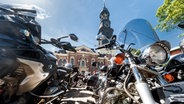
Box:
<box><xmin>0</xmin><ymin>13</ymin><xmax>51</xmax><ymax>77</ymax></box>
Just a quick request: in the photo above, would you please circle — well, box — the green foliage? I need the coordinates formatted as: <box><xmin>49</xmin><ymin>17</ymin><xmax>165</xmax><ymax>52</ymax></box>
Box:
<box><xmin>131</xmin><ymin>49</ymin><xmax>141</xmax><ymax>56</ymax></box>
<box><xmin>178</xmin><ymin>33</ymin><xmax>184</xmax><ymax>38</ymax></box>
<box><xmin>156</xmin><ymin>0</ymin><xmax>184</xmax><ymax>32</ymax></box>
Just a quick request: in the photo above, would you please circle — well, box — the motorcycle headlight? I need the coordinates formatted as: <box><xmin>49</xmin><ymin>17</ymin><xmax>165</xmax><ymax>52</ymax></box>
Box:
<box><xmin>142</xmin><ymin>40</ymin><xmax>170</xmax><ymax>66</ymax></box>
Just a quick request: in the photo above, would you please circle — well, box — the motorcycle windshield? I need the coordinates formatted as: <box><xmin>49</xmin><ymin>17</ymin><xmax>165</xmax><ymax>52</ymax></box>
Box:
<box><xmin>118</xmin><ymin>19</ymin><xmax>160</xmax><ymax>50</ymax></box>
<box><xmin>0</xmin><ymin>3</ymin><xmax>48</xmax><ymax>19</ymax></box>
<box><xmin>0</xmin><ymin>4</ymin><xmax>47</xmax><ymax>45</ymax></box>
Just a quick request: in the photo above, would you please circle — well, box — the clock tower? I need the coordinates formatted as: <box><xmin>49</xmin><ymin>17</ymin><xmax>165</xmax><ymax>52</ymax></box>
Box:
<box><xmin>97</xmin><ymin>4</ymin><xmax>114</xmax><ymax>46</ymax></box>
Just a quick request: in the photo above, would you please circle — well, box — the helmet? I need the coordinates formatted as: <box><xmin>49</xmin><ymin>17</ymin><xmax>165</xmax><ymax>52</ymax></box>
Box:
<box><xmin>64</xmin><ymin>63</ymin><xmax>73</xmax><ymax>72</ymax></box>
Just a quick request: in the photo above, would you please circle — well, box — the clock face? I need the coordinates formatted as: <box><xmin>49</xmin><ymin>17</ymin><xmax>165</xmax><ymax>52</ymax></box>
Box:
<box><xmin>101</xmin><ymin>13</ymin><xmax>108</xmax><ymax>20</ymax></box>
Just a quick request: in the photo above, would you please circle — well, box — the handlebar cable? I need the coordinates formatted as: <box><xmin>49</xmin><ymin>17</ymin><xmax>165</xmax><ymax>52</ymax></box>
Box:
<box><xmin>123</xmin><ymin>29</ymin><xmax>127</xmax><ymax>46</ymax></box>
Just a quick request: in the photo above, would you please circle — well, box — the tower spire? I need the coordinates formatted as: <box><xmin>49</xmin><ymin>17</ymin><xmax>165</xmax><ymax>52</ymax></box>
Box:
<box><xmin>97</xmin><ymin>0</ymin><xmax>114</xmax><ymax>46</ymax></box>
<box><xmin>104</xmin><ymin>0</ymin><xmax>106</xmax><ymax>7</ymax></box>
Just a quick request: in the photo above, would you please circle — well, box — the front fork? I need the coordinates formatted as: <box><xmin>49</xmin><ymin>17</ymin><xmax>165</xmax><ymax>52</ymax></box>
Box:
<box><xmin>128</xmin><ymin>57</ymin><xmax>156</xmax><ymax>104</ymax></box>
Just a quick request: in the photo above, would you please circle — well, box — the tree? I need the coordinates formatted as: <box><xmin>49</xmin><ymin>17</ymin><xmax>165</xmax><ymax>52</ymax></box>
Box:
<box><xmin>156</xmin><ymin>0</ymin><xmax>184</xmax><ymax>32</ymax></box>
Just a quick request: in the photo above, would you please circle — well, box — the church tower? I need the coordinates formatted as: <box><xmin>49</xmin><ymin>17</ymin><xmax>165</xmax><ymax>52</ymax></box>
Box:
<box><xmin>97</xmin><ymin>3</ymin><xmax>114</xmax><ymax>46</ymax></box>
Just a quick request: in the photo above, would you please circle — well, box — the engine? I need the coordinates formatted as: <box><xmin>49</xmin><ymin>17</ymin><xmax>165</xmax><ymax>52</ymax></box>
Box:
<box><xmin>0</xmin><ymin>64</ymin><xmax>27</xmax><ymax>103</ymax></box>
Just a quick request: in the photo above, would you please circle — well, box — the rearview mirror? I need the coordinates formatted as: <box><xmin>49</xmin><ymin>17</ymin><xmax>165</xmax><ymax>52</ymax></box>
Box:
<box><xmin>68</xmin><ymin>33</ymin><xmax>78</xmax><ymax>42</ymax></box>
<box><xmin>60</xmin><ymin>42</ymin><xmax>76</xmax><ymax>52</ymax></box>
<box><xmin>57</xmin><ymin>33</ymin><xmax>78</xmax><ymax>42</ymax></box>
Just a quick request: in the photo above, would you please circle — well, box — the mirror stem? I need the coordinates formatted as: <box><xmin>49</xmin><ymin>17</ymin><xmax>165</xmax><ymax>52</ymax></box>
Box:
<box><xmin>57</xmin><ymin>36</ymin><xmax>69</xmax><ymax>41</ymax></box>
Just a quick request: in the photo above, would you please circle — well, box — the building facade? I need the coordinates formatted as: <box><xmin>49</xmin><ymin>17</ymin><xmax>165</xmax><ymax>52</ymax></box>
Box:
<box><xmin>55</xmin><ymin>45</ymin><xmax>112</xmax><ymax>74</ymax></box>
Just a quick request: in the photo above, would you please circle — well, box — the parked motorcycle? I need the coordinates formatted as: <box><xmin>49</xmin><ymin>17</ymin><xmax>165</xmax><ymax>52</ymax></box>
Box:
<box><xmin>93</xmin><ymin>65</ymin><xmax>109</xmax><ymax>103</ymax></box>
<box><xmin>90</xmin><ymin>57</ymin><xmax>128</xmax><ymax>103</ymax></box>
<box><xmin>0</xmin><ymin>4</ymin><xmax>78</xmax><ymax>104</ymax></box>
<box><xmin>62</xmin><ymin>63</ymin><xmax>80</xmax><ymax>88</ymax></box>
<box><xmin>160</xmin><ymin>39</ymin><xmax>184</xmax><ymax>83</ymax></box>
<box><xmin>96</xmin><ymin>18</ymin><xmax>184</xmax><ymax>104</ymax></box>
<box><xmin>74</xmin><ymin>70</ymin><xmax>87</xmax><ymax>88</ymax></box>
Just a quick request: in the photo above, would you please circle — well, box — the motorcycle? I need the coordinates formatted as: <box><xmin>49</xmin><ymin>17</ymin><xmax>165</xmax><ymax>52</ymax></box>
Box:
<box><xmin>93</xmin><ymin>65</ymin><xmax>109</xmax><ymax>103</ymax></box>
<box><xmin>90</xmin><ymin>58</ymin><xmax>129</xmax><ymax>103</ymax></box>
<box><xmin>62</xmin><ymin>63</ymin><xmax>80</xmax><ymax>88</ymax></box>
<box><xmin>157</xmin><ymin>53</ymin><xmax>184</xmax><ymax>84</ymax></box>
<box><xmin>96</xmin><ymin>18</ymin><xmax>184</xmax><ymax>104</ymax></box>
<box><xmin>76</xmin><ymin>74</ymin><xmax>87</xmax><ymax>88</ymax></box>
<box><xmin>74</xmin><ymin>69</ymin><xmax>87</xmax><ymax>88</ymax></box>
<box><xmin>0</xmin><ymin>4</ymin><xmax>78</xmax><ymax>104</ymax></box>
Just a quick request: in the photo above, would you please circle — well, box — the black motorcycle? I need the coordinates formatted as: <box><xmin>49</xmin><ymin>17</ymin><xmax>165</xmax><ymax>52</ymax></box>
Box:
<box><xmin>0</xmin><ymin>4</ymin><xmax>78</xmax><ymax>104</ymax></box>
<box><xmin>159</xmin><ymin>53</ymin><xmax>184</xmax><ymax>83</ymax></box>
<box><xmin>95</xmin><ymin>18</ymin><xmax>184</xmax><ymax>104</ymax></box>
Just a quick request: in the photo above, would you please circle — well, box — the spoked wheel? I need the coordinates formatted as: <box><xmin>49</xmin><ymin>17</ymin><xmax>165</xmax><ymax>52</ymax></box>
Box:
<box><xmin>101</xmin><ymin>87</ymin><xmax>133</xmax><ymax>104</ymax></box>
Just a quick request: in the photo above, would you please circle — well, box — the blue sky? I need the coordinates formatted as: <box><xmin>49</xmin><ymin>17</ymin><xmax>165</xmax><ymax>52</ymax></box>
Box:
<box><xmin>1</xmin><ymin>0</ymin><xmax>184</xmax><ymax>51</ymax></box>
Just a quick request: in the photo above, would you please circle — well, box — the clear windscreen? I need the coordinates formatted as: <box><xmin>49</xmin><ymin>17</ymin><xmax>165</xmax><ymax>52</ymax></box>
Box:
<box><xmin>118</xmin><ymin>19</ymin><xmax>160</xmax><ymax>50</ymax></box>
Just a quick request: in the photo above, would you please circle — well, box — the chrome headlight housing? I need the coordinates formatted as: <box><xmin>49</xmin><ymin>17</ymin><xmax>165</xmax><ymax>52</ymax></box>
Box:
<box><xmin>141</xmin><ymin>40</ymin><xmax>170</xmax><ymax>66</ymax></box>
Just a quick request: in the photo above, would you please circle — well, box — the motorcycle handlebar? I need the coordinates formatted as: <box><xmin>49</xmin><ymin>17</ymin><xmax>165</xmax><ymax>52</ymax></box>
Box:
<box><xmin>95</xmin><ymin>45</ymin><xmax>107</xmax><ymax>50</ymax></box>
<box><xmin>95</xmin><ymin>35</ymin><xmax>117</xmax><ymax>50</ymax></box>
<box><xmin>95</xmin><ymin>42</ymin><xmax>115</xmax><ymax>50</ymax></box>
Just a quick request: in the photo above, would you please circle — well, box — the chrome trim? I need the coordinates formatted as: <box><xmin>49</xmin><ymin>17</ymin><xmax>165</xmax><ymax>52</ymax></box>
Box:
<box><xmin>29</xmin><ymin>90</ymin><xmax>65</xmax><ymax>98</ymax></box>
<box><xmin>157</xmin><ymin>75</ymin><xmax>168</xmax><ymax>86</ymax></box>
<box><xmin>128</xmin><ymin>57</ymin><xmax>142</xmax><ymax>82</ymax></box>
<box><xmin>135</xmin><ymin>82</ymin><xmax>156</xmax><ymax>104</ymax></box>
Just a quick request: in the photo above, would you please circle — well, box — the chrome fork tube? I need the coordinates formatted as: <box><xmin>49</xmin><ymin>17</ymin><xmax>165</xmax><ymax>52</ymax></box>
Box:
<box><xmin>157</xmin><ymin>75</ymin><xmax>168</xmax><ymax>86</ymax></box>
<box><xmin>127</xmin><ymin>56</ymin><xmax>156</xmax><ymax>104</ymax></box>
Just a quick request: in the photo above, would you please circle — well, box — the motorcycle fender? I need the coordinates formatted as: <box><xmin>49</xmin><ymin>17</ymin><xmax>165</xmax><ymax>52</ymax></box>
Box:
<box><xmin>17</xmin><ymin>58</ymin><xmax>49</xmax><ymax>95</ymax></box>
<box><xmin>153</xmin><ymin>81</ymin><xmax>184</xmax><ymax>103</ymax></box>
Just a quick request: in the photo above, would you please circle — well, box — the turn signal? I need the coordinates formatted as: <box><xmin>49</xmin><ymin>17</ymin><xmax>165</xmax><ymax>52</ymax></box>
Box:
<box><xmin>114</xmin><ymin>53</ymin><xmax>125</xmax><ymax>65</ymax></box>
<box><xmin>163</xmin><ymin>74</ymin><xmax>174</xmax><ymax>83</ymax></box>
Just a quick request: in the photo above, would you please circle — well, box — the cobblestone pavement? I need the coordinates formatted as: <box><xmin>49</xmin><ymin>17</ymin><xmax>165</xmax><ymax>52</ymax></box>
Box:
<box><xmin>60</xmin><ymin>87</ymin><xmax>96</xmax><ymax>104</ymax></box>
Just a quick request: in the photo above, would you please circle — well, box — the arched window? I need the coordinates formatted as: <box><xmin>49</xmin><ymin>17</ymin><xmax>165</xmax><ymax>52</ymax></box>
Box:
<box><xmin>91</xmin><ymin>58</ymin><xmax>95</xmax><ymax>64</ymax></box>
<box><xmin>80</xmin><ymin>60</ymin><xmax>86</xmax><ymax>67</ymax></box>
<box><xmin>70</xmin><ymin>58</ymin><xmax>75</xmax><ymax>65</ymax></box>
<box><xmin>58</xmin><ymin>59</ymin><xmax>62</xmax><ymax>67</ymax></box>
<box><xmin>82</xmin><ymin>61</ymin><xmax>85</xmax><ymax>67</ymax></box>
<box><xmin>63</xmin><ymin>59</ymin><xmax>66</xmax><ymax>66</ymax></box>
